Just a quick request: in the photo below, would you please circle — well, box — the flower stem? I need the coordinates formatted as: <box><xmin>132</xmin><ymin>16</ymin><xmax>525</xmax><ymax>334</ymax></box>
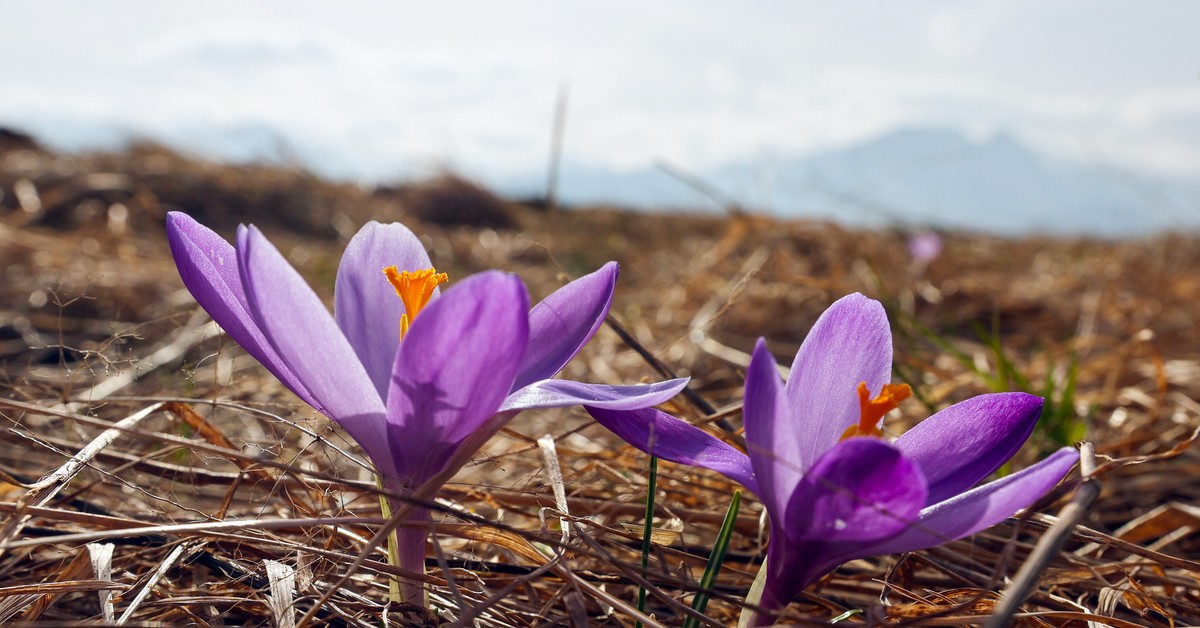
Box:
<box><xmin>394</xmin><ymin>508</ymin><xmax>430</xmax><ymax>607</ymax></box>
<box><xmin>377</xmin><ymin>483</ymin><xmax>428</xmax><ymax>607</ymax></box>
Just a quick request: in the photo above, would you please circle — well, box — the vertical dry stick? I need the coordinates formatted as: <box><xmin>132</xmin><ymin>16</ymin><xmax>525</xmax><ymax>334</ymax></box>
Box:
<box><xmin>538</xmin><ymin>434</ymin><xmax>571</xmax><ymax>546</ymax></box>
<box><xmin>87</xmin><ymin>543</ymin><xmax>116</xmax><ymax>623</ymax></box>
<box><xmin>545</xmin><ymin>84</ymin><xmax>569</xmax><ymax>211</ymax></box>
<box><xmin>984</xmin><ymin>442</ymin><xmax>1097</xmax><ymax>628</ymax></box>
<box><xmin>265</xmin><ymin>560</ymin><xmax>298</xmax><ymax>628</ymax></box>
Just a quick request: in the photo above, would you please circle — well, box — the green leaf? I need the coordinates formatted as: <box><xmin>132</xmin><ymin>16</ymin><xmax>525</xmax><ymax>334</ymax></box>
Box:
<box><xmin>683</xmin><ymin>490</ymin><xmax>742</xmax><ymax>628</ymax></box>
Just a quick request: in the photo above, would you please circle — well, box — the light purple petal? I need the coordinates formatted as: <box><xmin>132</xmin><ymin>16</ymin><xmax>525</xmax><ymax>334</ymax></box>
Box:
<box><xmin>895</xmin><ymin>392</ymin><xmax>1044</xmax><ymax>504</ymax></box>
<box><xmin>783</xmin><ymin>438</ymin><xmax>927</xmax><ymax>543</ymax></box>
<box><xmin>334</xmin><ymin>221</ymin><xmax>435</xmax><ymax>400</ymax></box>
<box><xmin>785</xmin><ymin>293</ymin><xmax>893</xmax><ymax>468</ymax></box>
<box><xmin>587</xmin><ymin>407</ymin><xmax>758</xmax><ymax>494</ymax></box>
<box><xmin>865</xmin><ymin>447</ymin><xmax>1078</xmax><ymax>556</ymax></box>
<box><xmin>512</xmin><ymin>262</ymin><xmax>618</xmax><ymax>391</ymax></box>
<box><xmin>166</xmin><ymin>212</ymin><xmax>322</xmax><ymax>412</ymax></box>
<box><xmin>743</xmin><ymin>338</ymin><xmax>800</xmax><ymax>520</ymax></box>
<box><xmin>385</xmin><ymin>271</ymin><xmax>529</xmax><ymax>487</ymax></box>
<box><xmin>500</xmin><ymin>377</ymin><xmax>687</xmax><ymax>412</ymax></box>
<box><xmin>237</xmin><ymin>225</ymin><xmax>391</xmax><ymax>471</ymax></box>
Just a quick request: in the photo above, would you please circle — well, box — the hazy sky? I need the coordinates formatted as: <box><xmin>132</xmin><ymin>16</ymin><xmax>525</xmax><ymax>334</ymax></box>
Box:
<box><xmin>3</xmin><ymin>1</ymin><xmax>1199</xmax><ymax>183</ymax></box>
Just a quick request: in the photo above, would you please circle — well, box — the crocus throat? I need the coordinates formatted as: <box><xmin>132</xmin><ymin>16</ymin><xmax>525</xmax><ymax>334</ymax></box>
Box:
<box><xmin>383</xmin><ymin>266</ymin><xmax>449</xmax><ymax>338</ymax></box>
<box><xmin>840</xmin><ymin>381</ymin><xmax>912</xmax><ymax>440</ymax></box>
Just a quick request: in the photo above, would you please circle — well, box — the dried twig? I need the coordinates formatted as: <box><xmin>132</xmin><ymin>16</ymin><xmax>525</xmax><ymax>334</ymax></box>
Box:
<box><xmin>986</xmin><ymin>443</ymin><xmax>1097</xmax><ymax>628</ymax></box>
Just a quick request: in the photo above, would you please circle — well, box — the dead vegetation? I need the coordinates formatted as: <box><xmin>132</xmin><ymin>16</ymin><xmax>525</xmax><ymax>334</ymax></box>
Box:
<box><xmin>0</xmin><ymin>137</ymin><xmax>1198</xmax><ymax>626</ymax></box>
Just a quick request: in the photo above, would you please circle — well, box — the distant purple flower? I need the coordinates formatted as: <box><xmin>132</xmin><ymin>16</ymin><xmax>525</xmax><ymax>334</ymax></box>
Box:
<box><xmin>166</xmin><ymin>212</ymin><xmax>687</xmax><ymax>603</ymax></box>
<box><xmin>907</xmin><ymin>231</ymin><xmax>943</xmax><ymax>264</ymax></box>
<box><xmin>589</xmin><ymin>293</ymin><xmax>1077</xmax><ymax>624</ymax></box>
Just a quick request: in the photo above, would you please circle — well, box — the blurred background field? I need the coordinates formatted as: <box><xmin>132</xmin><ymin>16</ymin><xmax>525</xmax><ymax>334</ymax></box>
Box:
<box><xmin>0</xmin><ymin>137</ymin><xmax>1198</xmax><ymax>625</ymax></box>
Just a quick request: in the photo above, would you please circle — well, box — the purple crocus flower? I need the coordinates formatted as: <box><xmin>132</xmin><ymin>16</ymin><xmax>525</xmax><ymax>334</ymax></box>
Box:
<box><xmin>588</xmin><ymin>293</ymin><xmax>1078</xmax><ymax>624</ymax></box>
<box><xmin>166</xmin><ymin>211</ymin><xmax>687</xmax><ymax>603</ymax></box>
<box><xmin>907</xmin><ymin>231</ymin><xmax>943</xmax><ymax>265</ymax></box>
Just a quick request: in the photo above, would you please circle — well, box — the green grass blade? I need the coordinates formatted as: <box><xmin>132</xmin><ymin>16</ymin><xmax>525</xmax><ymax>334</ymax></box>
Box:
<box><xmin>636</xmin><ymin>455</ymin><xmax>658</xmax><ymax>628</ymax></box>
<box><xmin>683</xmin><ymin>489</ymin><xmax>742</xmax><ymax>628</ymax></box>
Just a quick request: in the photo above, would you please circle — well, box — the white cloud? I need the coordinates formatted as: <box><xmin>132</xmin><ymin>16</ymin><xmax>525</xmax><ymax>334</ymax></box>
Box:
<box><xmin>925</xmin><ymin>1</ymin><xmax>1017</xmax><ymax>58</ymax></box>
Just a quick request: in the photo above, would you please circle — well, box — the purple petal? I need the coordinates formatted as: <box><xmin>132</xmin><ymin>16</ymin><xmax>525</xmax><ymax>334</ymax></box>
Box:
<box><xmin>785</xmin><ymin>293</ymin><xmax>893</xmax><ymax>468</ymax></box>
<box><xmin>588</xmin><ymin>407</ymin><xmax>758</xmax><ymax>494</ymax></box>
<box><xmin>759</xmin><ymin>438</ymin><xmax>927</xmax><ymax>614</ymax></box>
<box><xmin>765</xmin><ymin>446</ymin><xmax>1072</xmax><ymax>601</ymax></box>
<box><xmin>385</xmin><ymin>271</ymin><xmax>530</xmax><ymax>487</ymax></box>
<box><xmin>757</xmin><ymin>540</ymin><xmax>832</xmax><ymax>621</ymax></box>
<box><xmin>895</xmin><ymin>392</ymin><xmax>1044</xmax><ymax>504</ymax></box>
<box><xmin>500</xmin><ymin>377</ymin><xmax>687</xmax><ymax>412</ymax></box>
<box><xmin>783</xmin><ymin>438</ymin><xmax>928</xmax><ymax>543</ymax></box>
<box><xmin>866</xmin><ymin>447</ymin><xmax>1078</xmax><ymax>556</ymax></box>
<box><xmin>334</xmin><ymin>221</ymin><xmax>435</xmax><ymax>400</ymax></box>
<box><xmin>165</xmin><ymin>212</ymin><xmax>320</xmax><ymax>411</ymax></box>
<box><xmin>512</xmin><ymin>262</ymin><xmax>618</xmax><ymax>391</ymax></box>
<box><xmin>237</xmin><ymin>225</ymin><xmax>392</xmax><ymax>470</ymax></box>
<box><xmin>743</xmin><ymin>338</ymin><xmax>800</xmax><ymax>520</ymax></box>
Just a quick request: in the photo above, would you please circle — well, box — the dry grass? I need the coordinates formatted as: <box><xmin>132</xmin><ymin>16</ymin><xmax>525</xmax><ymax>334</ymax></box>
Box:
<box><xmin>0</xmin><ymin>139</ymin><xmax>1198</xmax><ymax>626</ymax></box>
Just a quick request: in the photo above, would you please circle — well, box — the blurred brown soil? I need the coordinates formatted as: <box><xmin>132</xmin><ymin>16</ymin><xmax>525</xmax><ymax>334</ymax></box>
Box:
<box><xmin>0</xmin><ymin>138</ymin><xmax>1198</xmax><ymax>625</ymax></box>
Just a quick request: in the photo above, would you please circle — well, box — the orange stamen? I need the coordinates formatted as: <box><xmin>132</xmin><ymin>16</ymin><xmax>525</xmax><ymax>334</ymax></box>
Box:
<box><xmin>840</xmin><ymin>381</ymin><xmax>912</xmax><ymax>440</ymax></box>
<box><xmin>383</xmin><ymin>266</ymin><xmax>448</xmax><ymax>338</ymax></box>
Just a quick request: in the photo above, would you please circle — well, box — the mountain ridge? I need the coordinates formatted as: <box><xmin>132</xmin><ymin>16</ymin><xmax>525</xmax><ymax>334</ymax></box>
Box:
<box><xmin>513</xmin><ymin>126</ymin><xmax>1200</xmax><ymax>236</ymax></box>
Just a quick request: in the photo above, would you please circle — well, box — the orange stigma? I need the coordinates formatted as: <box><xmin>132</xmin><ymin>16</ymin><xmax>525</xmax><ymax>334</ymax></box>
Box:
<box><xmin>383</xmin><ymin>266</ymin><xmax>448</xmax><ymax>338</ymax></box>
<box><xmin>840</xmin><ymin>381</ymin><xmax>912</xmax><ymax>440</ymax></box>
